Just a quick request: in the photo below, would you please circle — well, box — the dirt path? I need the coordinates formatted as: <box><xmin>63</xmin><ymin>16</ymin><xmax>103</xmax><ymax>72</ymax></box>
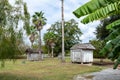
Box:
<box><xmin>74</xmin><ymin>68</ymin><xmax>120</xmax><ymax>80</ymax></box>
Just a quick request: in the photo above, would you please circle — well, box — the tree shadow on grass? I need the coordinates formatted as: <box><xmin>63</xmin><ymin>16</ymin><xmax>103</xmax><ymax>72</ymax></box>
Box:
<box><xmin>93</xmin><ymin>61</ymin><xmax>114</xmax><ymax>67</ymax></box>
<box><xmin>0</xmin><ymin>73</ymin><xmax>40</xmax><ymax>80</ymax></box>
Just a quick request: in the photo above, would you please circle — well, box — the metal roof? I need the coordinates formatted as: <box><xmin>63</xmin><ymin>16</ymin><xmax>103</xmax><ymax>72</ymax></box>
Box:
<box><xmin>70</xmin><ymin>43</ymin><xmax>95</xmax><ymax>50</ymax></box>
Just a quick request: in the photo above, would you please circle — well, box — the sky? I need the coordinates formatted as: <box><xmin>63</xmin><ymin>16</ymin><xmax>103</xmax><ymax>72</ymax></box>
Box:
<box><xmin>10</xmin><ymin>0</ymin><xmax>100</xmax><ymax>45</ymax></box>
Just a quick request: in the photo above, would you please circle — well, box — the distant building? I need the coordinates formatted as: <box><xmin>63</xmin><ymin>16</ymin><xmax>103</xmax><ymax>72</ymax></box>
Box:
<box><xmin>25</xmin><ymin>48</ymin><xmax>43</xmax><ymax>61</ymax></box>
<box><xmin>70</xmin><ymin>43</ymin><xmax>95</xmax><ymax>64</ymax></box>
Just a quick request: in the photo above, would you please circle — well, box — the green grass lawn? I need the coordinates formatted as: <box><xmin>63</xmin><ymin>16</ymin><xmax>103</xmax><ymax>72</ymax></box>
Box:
<box><xmin>0</xmin><ymin>58</ymin><xmax>104</xmax><ymax>80</ymax></box>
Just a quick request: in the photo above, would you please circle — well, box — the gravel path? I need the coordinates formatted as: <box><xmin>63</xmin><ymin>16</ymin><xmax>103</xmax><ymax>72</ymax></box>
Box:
<box><xmin>74</xmin><ymin>68</ymin><xmax>120</xmax><ymax>80</ymax></box>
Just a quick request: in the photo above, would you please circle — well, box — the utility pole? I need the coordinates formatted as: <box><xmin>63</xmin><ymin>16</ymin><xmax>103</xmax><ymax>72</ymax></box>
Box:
<box><xmin>61</xmin><ymin>0</ymin><xmax>65</xmax><ymax>62</ymax></box>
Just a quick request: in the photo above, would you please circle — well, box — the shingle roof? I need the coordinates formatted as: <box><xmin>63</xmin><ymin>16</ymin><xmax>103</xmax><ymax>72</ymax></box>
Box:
<box><xmin>70</xmin><ymin>43</ymin><xmax>95</xmax><ymax>50</ymax></box>
<box><xmin>25</xmin><ymin>48</ymin><xmax>43</xmax><ymax>54</ymax></box>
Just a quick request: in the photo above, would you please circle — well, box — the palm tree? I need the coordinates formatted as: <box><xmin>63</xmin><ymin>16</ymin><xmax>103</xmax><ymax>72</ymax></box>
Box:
<box><xmin>43</xmin><ymin>32</ymin><xmax>56</xmax><ymax>57</ymax></box>
<box><xmin>32</xmin><ymin>11</ymin><xmax>47</xmax><ymax>53</ymax></box>
<box><xmin>29</xmin><ymin>33</ymin><xmax>35</xmax><ymax>47</ymax></box>
<box><xmin>73</xmin><ymin>0</ymin><xmax>120</xmax><ymax>69</ymax></box>
<box><xmin>28</xmin><ymin>25</ymin><xmax>37</xmax><ymax>48</ymax></box>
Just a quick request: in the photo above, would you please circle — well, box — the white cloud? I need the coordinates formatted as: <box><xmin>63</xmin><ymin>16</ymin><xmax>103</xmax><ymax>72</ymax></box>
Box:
<box><xmin>79</xmin><ymin>21</ymin><xmax>100</xmax><ymax>43</ymax></box>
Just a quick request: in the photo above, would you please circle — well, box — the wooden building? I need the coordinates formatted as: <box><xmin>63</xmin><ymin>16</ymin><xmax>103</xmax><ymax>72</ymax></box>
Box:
<box><xmin>70</xmin><ymin>43</ymin><xmax>95</xmax><ymax>63</ymax></box>
<box><xmin>25</xmin><ymin>48</ymin><xmax>43</xmax><ymax>61</ymax></box>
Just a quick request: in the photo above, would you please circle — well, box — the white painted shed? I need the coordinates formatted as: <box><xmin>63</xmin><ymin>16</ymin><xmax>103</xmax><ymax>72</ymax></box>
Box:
<box><xmin>25</xmin><ymin>48</ymin><xmax>43</xmax><ymax>61</ymax></box>
<box><xmin>70</xmin><ymin>43</ymin><xmax>95</xmax><ymax>63</ymax></box>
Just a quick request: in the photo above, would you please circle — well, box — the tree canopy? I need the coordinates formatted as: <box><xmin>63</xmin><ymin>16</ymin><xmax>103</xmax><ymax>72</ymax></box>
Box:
<box><xmin>44</xmin><ymin>19</ymin><xmax>82</xmax><ymax>56</ymax></box>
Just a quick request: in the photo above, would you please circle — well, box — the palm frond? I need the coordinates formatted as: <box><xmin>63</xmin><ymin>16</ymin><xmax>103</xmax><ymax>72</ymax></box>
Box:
<box><xmin>81</xmin><ymin>2</ymin><xmax>118</xmax><ymax>24</ymax></box>
<box><xmin>106</xmin><ymin>19</ymin><xmax>120</xmax><ymax>29</ymax></box>
<box><xmin>108</xmin><ymin>40</ymin><xmax>120</xmax><ymax>60</ymax></box>
<box><xmin>100</xmin><ymin>35</ymin><xmax>120</xmax><ymax>56</ymax></box>
<box><xmin>73</xmin><ymin>0</ymin><xmax>119</xmax><ymax>18</ymax></box>
<box><xmin>105</xmin><ymin>27</ymin><xmax>120</xmax><ymax>40</ymax></box>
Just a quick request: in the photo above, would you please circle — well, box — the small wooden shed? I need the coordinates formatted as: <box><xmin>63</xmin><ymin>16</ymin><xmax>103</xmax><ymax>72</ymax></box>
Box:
<box><xmin>25</xmin><ymin>48</ymin><xmax>43</xmax><ymax>61</ymax></box>
<box><xmin>70</xmin><ymin>43</ymin><xmax>95</xmax><ymax>63</ymax></box>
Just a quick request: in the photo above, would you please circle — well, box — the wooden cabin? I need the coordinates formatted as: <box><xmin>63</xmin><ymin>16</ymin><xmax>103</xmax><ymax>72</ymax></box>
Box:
<box><xmin>25</xmin><ymin>48</ymin><xmax>43</xmax><ymax>61</ymax></box>
<box><xmin>70</xmin><ymin>43</ymin><xmax>95</xmax><ymax>64</ymax></box>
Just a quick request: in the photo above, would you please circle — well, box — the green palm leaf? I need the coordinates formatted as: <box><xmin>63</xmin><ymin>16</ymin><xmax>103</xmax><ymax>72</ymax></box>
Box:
<box><xmin>105</xmin><ymin>27</ymin><xmax>120</xmax><ymax>40</ymax></box>
<box><xmin>81</xmin><ymin>2</ymin><xmax>118</xmax><ymax>24</ymax></box>
<box><xmin>106</xmin><ymin>19</ymin><xmax>120</xmax><ymax>29</ymax></box>
<box><xmin>100</xmin><ymin>35</ymin><xmax>120</xmax><ymax>57</ymax></box>
<box><xmin>109</xmin><ymin>41</ymin><xmax>120</xmax><ymax>60</ymax></box>
<box><xmin>73</xmin><ymin>0</ymin><xmax>119</xmax><ymax>18</ymax></box>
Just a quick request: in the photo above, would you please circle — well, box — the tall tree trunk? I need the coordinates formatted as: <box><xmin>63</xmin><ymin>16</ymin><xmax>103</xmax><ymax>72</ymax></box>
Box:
<box><xmin>61</xmin><ymin>0</ymin><xmax>65</xmax><ymax>62</ymax></box>
<box><xmin>39</xmin><ymin>30</ymin><xmax>41</xmax><ymax>50</ymax></box>
<box><xmin>51</xmin><ymin>47</ymin><xmax>54</xmax><ymax>58</ymax></box>
<box><xmin>39</xmin><ymin>30</ymin><xmax>42</xmax><ymax>60</ymax></box>
<box><xmin>31</xmin><ymin>42</ymin><xmax>33</xmax><ymax>49</ymax></box>
<box><xmin>47</xmin><ymin>46</ymin><xmax>50</xmax><ymax>57</ymax></box>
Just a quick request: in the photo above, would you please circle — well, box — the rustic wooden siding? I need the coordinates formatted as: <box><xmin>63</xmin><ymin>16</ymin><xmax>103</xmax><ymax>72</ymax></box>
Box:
<box><xmin>27</xmin><ymin>53</ymin><xmax>43</xmax><ymax>61</ymax></box>
<box><xmin>70</xmin><ymin>49</ymin><xmax>93</xmax><ymax>63</ymax></box>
